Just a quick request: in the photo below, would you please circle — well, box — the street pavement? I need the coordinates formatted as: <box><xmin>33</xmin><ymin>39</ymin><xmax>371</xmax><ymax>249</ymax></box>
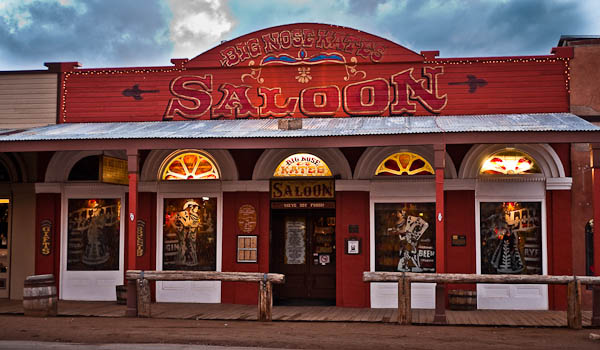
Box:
<box><xmin>0</xmin><ymin>342</ymin><xmax>297</xmax><ymax>350</ymax></box>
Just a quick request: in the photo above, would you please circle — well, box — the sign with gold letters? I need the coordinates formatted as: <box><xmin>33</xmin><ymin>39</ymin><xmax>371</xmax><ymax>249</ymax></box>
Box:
<box><xmin>270</xmin><ymin>179</ymin><xmax>334</xmax><ymax>200</ymax></box>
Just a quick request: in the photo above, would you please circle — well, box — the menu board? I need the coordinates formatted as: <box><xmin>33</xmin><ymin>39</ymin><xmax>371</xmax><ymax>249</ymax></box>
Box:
<box><xmin>285</xmin><ymin>217</ymin><xmax>306</xmax><ymax>265</ymax></box>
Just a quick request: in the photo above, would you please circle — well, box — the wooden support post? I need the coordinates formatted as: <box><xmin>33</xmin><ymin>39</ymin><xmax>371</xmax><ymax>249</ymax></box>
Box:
<box><xmin>258</xmin><ymin>279</ymin><xmax>273</xmax><ymax>322</ymax></box>
<box><xmin>592</xmin><ymin>285</ymin><xmax>600</xmax><ymax>327</ymax></box>
<box><xmin>433</xmin><ymin>283</ymin><xmax>447</xmax><ymax>324</ymax></box>
<box><xmin>136</xmin><ymin>278</ymin><xmax>151</xmax><ymax>318</ymax></box>
<box><xmin>567</xmin><ymin>279</ymin><xmax>582</xmax><ymax>329</ymax></box>
<box><xmin>397</xmin><ymin>275</ymin><xmax>411</xmax><ymax>325</ymax></box>
<box><xmin>125</xmin><ymin>279</ymin><xmax>137</xmax><ymax>317</ymax></box>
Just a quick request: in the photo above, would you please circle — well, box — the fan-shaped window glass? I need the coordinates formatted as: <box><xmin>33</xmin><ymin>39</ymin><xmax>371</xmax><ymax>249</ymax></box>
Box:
<box><xmin>161</xmin><ymin>151</ymin><xmax>219</xmax><ymax>180</ymax></box>
<box><xmin>375</xmin><ymin>152</ymin><xmax>434</xmax><ymax>176</ymax></box>
<box><xmin>480</xmin><ymin>150</ymin><xmax>540</xmax><ymax>175</ymax></box>
<box><xmin>274</xmin><ymin>153</ymin><xmax>332</xmax><ymax>177</ymax></box>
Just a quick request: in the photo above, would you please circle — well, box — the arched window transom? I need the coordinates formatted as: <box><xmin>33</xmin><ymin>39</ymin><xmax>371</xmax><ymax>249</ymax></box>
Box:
<box><xmin>274</xmin><ymin>153</ymin><xmax>332</xmax><ymax>177</ymax></box>
<box><xmin>480</xmin><ymin>150</ymin><xmax>540</xmax><ymax>175</ymax></box>
<box><xmin>375</xmin><ymin>152</ymin><xmax>434</xmax><ymax>176</ymax></box>
<box><xmin>160</xmin><ymin>150</ymin><xmax>220</xmax><ymax>180</ymax></box>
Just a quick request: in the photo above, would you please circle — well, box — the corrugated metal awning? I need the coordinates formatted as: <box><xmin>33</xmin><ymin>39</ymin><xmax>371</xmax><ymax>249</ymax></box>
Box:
<box><xmin>0</xmin><ymin>113</ymin><xmax>597</xmax><ymax>142</ymax></box>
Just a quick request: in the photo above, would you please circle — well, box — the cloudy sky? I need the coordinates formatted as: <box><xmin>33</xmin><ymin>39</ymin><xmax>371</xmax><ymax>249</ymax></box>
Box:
<box><xmin>1</xmin><ymin>0</ymin><xmax>598</xmax><ymax>70</ymax></box>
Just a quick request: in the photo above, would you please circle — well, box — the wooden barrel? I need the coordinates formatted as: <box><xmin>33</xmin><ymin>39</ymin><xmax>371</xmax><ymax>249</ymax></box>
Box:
<box><xmin>116</xmin><ymin>285</ymin><xmax>127</xmax><ymax>305</ymax></box>
<box><xmin>448</xmin><ymin>289</ymin><xmax>477</xmax><ymax>311</ymax></box>
<box><xmin>23</xmin><ymin>274</ymin><xmax>58</xmax><ymax>317</ymax></box>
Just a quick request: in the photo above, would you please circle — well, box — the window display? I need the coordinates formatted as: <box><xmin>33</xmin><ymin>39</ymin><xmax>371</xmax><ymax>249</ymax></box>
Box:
<box><xmin>67</xmin><ymin>199</ymin><xmax>121</xmax><ymax>271</ymax></box>
<box><xmin>480</xmin><ymin>202</ymin><xmax>542</xmax><ymax>274</ymax></box>
<box><xmin>163</xmin><ymin>198</ymin><xmax>217</xmax><ymax>270</ymax></box>
<box><xmin>375</xmin><ymin>203</ymin><xmax>436</xmax><ymax>272</ymax></box>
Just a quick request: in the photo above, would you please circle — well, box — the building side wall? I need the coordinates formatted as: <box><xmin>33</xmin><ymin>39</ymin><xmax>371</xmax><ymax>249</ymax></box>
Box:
<box><xmin>570</xmin><ymin>46</ymin><xmax>600</xmax><ymax>116</ymax></box>
<box><xmin>335</xmin><ymin>191</ymin><xmax>370</xmax><ymax>307</ymax></box>
<box><xmin>10</xmin><ymin>184</ymin><xmax>36</xmax><ymax>299</ymax></box>
<box><xmin>0</xmin><ymin>74</ymin><xmax>57</xmax><ymax>129</ymax></box>
<box><xmin>221</xmin><ymin>191</ymin><xmax>270</xmax><ymax>305</ymax></box>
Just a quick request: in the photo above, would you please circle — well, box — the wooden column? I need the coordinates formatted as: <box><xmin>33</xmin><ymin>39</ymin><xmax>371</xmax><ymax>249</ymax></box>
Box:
<box><xmin>592</xmin><ymin>144</ymin><xmax>600</xmax><ymax>326</ymax></box>
<box><xmin>125</xmin><ymin>149</ymin><xmax>139</xmax><ymax>317</ymax></box>
<box><xmin>258</xmin><ymin>278</ymin><xmax>273</xmax><ymax>322</ymax></box>
<box><xmin>397</xmin><ymin>274</ymin><xmax>411</xmax><ymax>325</ymax></box>
<box><xmin>567</xmin><ymin>278</ymin><xmax>582</xmax><ymax>329</ymax></box>
<box><xmin>433</xmin><ymin>144</ymin><xmax>447</xmax><ymax>323</ymax></box>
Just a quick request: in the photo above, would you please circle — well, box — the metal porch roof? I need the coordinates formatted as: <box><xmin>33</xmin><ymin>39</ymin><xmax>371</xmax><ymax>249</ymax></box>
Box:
<box><xmin>0</xmin><ymin>113</ymin><xmax>597</xmax><ymax>142</ymax></box>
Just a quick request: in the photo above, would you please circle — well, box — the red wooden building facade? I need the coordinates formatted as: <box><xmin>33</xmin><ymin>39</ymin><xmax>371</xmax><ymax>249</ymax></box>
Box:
<box><xmin>1</xmin><ymin>23</ymin><xmax>600</xmax><ymax>310</ymax></box>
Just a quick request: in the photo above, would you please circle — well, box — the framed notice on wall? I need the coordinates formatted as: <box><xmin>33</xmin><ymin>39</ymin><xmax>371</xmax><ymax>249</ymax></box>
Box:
<box><xmin>237</xmin><ymin>235</ymin><xmax>257</xmax><ymax>263</ymax></box>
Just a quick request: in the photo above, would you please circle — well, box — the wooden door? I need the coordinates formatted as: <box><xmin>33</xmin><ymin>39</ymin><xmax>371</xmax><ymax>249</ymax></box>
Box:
<box><xmin>271</xmin><ymin>209</ymin><xmax>336</xmax><ymax>304</ymax></box>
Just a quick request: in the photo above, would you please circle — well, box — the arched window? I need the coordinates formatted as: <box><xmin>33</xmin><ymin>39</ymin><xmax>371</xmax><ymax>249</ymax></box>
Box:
<box><xmin>480</xmin><ymin>149</ymin><xmax>540</xmax><ymax>175</ymax></box>
<box><xmin>160</xmin><ymin>150</ymin><xmax>220</xmax><ymax>180</ymax></box>
<box><xmin>375</xmin><ymin>152</ymin><xmax>434</xmax><ymax>176</ymax></box>
<box><xmin>273</xmin><ymin>153</ymin><xmax>332</xmax><ymax>177</ymax></box>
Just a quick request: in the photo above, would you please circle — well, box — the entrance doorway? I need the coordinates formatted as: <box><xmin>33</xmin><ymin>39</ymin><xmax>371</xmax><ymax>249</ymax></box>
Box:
<box><xmin>271</xmin><ymin>208</ymin><xmax>336</xmax><ymax>305</ymax></box>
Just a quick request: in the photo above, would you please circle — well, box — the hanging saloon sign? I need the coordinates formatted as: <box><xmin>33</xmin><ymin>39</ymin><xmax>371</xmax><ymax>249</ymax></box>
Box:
<box><xmin>60</xmin><ymin>23</ymin><xmax>569</xmax><ymax>123</ymax></box>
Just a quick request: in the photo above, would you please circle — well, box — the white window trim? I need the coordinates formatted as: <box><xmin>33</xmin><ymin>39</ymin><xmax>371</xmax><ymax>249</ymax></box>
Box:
<box><xmin>155</xmin><ymin>191</ymin><xmax>223</xmax><ymax>303</ymax></box>
<box><xmin>474</xmin><ymin>181</ymin><xmax>548</xmax><ymax>310</ymax></box>
<box><xmin>60</xmin><ymin>185</ymin><xmax>126</xmax><ymax>300</ymax></box>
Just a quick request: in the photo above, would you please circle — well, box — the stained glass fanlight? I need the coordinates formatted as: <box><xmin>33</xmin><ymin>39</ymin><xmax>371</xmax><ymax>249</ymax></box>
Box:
<box><xmin>375</xmin><ymin>152</ymin><xmax>434</xmax><ymax>176</ymax></box>
<box><xmin>274</xmin><ymin>153</ymin><xmax>332</xmax><ymax>177</ymax></box>
<box><xmin>480</xmin><ymin>150</ymin><xmax>540</xmax><ymax>175</ymax></box>
<box><xmin>161</xmin><ymin>150</ymin><xmax>219</xmax><ymax>180</ymax></box>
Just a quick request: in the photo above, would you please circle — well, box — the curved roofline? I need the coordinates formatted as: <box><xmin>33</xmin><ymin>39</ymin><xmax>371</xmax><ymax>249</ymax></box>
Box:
<box><xmin>186</xmin><ymin>22</ymin><xmax>425</xmax><ymax>66</ymax></box>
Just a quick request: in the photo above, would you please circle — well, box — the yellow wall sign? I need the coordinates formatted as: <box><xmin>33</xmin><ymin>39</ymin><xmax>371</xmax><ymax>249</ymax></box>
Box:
<box><xmin>101</xmin><ymin>156</ymin><xmax>129</xmax><ymax>185</ymax></box>
<box><xmin>271</xmin><ymin>180</ymin><xmax>335</xmax><ymax>200</ymax></box>
<box><xmin>274</xmin><ymin>153</ymin><xmax>332</xmax><ymax>177</ymax></box>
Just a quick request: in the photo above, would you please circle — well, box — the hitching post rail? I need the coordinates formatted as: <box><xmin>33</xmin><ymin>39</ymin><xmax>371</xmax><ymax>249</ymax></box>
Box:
<box><xmin>125</xmin><ymin>270</ymin><xmax>285</xmax><ymax>321</ymax></box>
<box><xmin>363</xmin><ymin>272</ymin><xmax>600</xmax><ymax>329</ymax></box>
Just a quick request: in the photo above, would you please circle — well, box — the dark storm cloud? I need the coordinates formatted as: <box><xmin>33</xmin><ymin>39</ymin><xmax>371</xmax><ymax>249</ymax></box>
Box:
<box><xmin>0</xmin><ymin>0</ymin><xmax>173</xmax><ymax>70</ymax></box>
<box><xmin>368</xmin><ymin>0</ymin><xmax>589</xmax><ymax>57</ymax></box>
<box><xmin>227</xmin><ymin>0</ymin><xmax>592</xmax><ymax>58</ymax></box>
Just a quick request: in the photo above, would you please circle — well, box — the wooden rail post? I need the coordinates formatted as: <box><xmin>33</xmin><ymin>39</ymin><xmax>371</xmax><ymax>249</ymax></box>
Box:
<box><xmin>125</xmin><ymin>279</ymin><xmax>137</xmax><ymax>317</ymax></box>
<box><xmin>593</xmin><ymin>285</ymin><xmax>600</xmax><ymax>327</ymax></box>
<box><xmin>433</xmin><ymin>283</ymin><xmax>447</xmax><ymax>324</ymax></box>
<box><xmin>397</xmin><ymin>273</ymin><xmax>411</xmax><ymax>325</ymax></box>
<box><xmin>258</xmin><ymin>275</ymin><xmax>273</xmax><ymax>322</ymax></box>
<box><xmin>567</xmin><ymin>278</ymin><xmax>582</xmax><ymax>329</ymax></box>
<box><xmin>137</xmin><ymin>278</ymin><xmax>151</xmax><ymax>318</ymax></box>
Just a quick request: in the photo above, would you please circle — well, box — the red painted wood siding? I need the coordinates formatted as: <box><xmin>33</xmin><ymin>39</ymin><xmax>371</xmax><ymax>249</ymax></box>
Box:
<box><xmin>59</xmin><ymin>24</ymin><xmax>570</xmax><ymax>123</ymax></box>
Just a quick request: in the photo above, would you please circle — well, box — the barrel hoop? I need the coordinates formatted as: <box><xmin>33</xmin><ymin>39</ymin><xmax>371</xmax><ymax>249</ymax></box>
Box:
<box><xmin>23</xmin><ymin>294</ymin><xmax>57</xmax><ymax>300</ymax></box>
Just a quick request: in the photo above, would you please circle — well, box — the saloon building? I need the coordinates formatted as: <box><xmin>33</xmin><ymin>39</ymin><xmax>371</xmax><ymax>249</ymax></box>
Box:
<box><xmin>1</xmin><ymin>23</ymin><xmax>599</xmax><ymax>311</ymax></box>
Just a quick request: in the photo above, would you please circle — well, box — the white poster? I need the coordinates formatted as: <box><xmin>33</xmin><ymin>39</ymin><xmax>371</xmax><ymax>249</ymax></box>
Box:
<box><xmin>285</xmin><ymin>218</ymin><xmax>306</xmax><ymax>264</ymax></box>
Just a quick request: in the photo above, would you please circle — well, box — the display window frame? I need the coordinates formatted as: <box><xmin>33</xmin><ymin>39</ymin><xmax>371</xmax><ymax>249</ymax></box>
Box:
<box><xmin>155</xmin><ymin>191</ymin><xmax>223</xmax><ymax>303</ymax></box>
<box><xmin>474</xmin><ymin>183</ymin><xmax>548</xmax><ymax>276</ymax></box>
<box><xmin>369</xmin><ymin>182</ymin><xmax>437</xmax><ymax>309</ymax></box>
<box><xmin>60</xmin><ymin>184</ymin><xmax>126</xmax><ymax>300</ymax></box>
<box><xmin>474</xmin><ymin>181</ymin><xmax>549</xmax><ymax>310</ymax></box>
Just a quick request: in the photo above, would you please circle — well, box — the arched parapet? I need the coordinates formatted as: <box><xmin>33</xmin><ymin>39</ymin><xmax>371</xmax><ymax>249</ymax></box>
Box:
<box><xmin>252</xmin><ymin>148</ymin><xmax>352</xmax><ymax>180</ymax></box>
<box><xmin>44</xmin><ymin>150</ymin><xmax>126</xmax><ymax>183</ymax></box>
<box><xmin>353</xmin><ymin>145</ymin><xmax>457</xmax><ymax>180</ymax></box>
<box><xmin>141</xmin><ymin>149</ymin><xmax>238</xmax><ymax>182</ymax></box>
<box><xmin>458</xmin><ymin>144</ymin><xmax>565</xmax><ymax>180</ymax></box>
